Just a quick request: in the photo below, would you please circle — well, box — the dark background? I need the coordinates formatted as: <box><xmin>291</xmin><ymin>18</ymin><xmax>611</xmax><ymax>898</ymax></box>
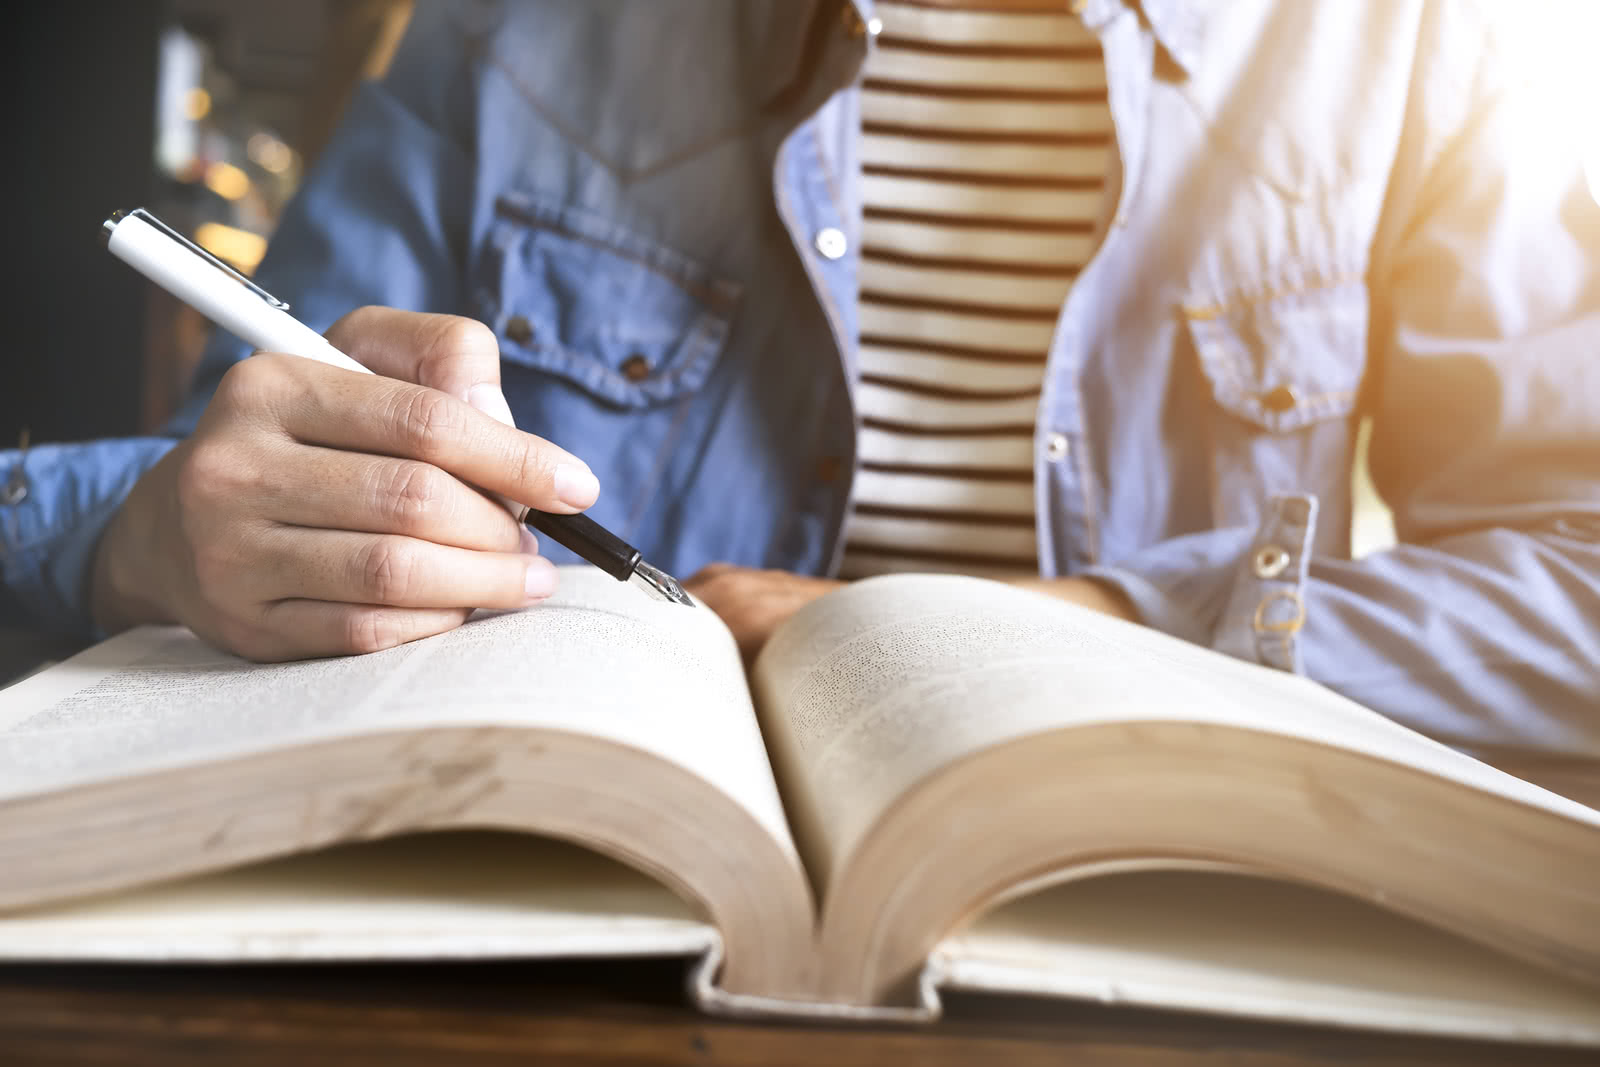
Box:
<box><xmin>4</xmin><ymin>3</ymin><xmax>164</xmax><ymax>446</ymax></box>
<box><xmin>2</xmin><ymin>0</ymin><xmax>387</xmax><ymax>448</ymax></box>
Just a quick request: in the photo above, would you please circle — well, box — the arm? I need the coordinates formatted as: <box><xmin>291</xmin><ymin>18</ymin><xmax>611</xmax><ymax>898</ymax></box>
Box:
<box><xmin>1299</xmin><ymin>5</ymin><xmax>1600</xmax><ymax>752</ymax></box>
<box><xmin>1</xmin><ymin>438</ymin><xmax>177</xmax><ymax>635</ymax></box>
<box><xmin>0</xmin><ymin>3</ymin><xmax>472</xmax><ymax>640</ymax></box>
<box><xmin>11</xmin><ymin>6</ymin><xmax>600</xmax><ymax>659</ymax></box>
<box><xmin>1090</xmin><ymin>3</ymin><xmax>1600</xmax><ymax>760</ymax></box>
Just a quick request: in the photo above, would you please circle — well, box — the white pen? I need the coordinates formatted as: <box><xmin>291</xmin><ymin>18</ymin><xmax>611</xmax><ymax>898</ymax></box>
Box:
<box><xmin>101</xmin><ymin>207</ymin><xmax>693</xmax><ymax>605</ymax></box>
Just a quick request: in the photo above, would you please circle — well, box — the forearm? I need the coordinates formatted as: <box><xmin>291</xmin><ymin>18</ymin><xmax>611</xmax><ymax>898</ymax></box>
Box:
<box><xmin>1082</xmin><ymin>507</ymin><xmax>1600</xmax><ymax>767</ymax></box>
<box><xmin>1300</xmin><ymin>524</ymin><xmax>1600</xmax><ymax>756</ymax></box>
<box><xmin>0</xmin><ymin>438</ymin><xmax>178</xmax><ymax>635</ymax></box>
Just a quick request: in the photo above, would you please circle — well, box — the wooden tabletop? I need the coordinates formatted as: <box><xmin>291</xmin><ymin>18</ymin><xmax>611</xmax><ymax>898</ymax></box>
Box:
<box><xmin>2</xmin><ymin>957</ymin><xmax>1595</xmax><ymax>1066</ymax></box>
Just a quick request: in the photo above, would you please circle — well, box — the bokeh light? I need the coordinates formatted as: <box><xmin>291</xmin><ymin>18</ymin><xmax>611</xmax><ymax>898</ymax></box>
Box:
<box><xmin>203</xmin><ymin>160</ymin><xmax>249</xmax><ymax>201</ymax></box>
<box><xmin>182</xmin><ymin>86</ymin><xmax>210</xmax><ymax>121</ymax></box>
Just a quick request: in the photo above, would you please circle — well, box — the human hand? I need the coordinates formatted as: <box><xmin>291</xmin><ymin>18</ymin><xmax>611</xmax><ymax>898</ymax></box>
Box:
<box><xmin>90</xmin><ymin>308</ymin><xmax>600</xmax><ymax>661</ymax></box>
<box><xmin>1006</xmin><ymin>576</ymin><xmax>1140</xmax><ymax>622</ymax></box>
<box><xmin>683</xmin><ymin>564</ymin><xmax>842</xmax><ymax>663</ymax></box>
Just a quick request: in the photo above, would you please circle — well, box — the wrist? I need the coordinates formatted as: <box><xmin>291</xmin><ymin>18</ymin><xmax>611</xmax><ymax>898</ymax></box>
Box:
<box><xmin>89</xmin><ymin>498</ymin><xmax>172</xmax><ymax>634</ymax></box>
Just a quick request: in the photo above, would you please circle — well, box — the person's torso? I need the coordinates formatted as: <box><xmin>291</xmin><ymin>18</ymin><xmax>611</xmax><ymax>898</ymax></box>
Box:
<box><xmin>436</xmin><ymin>0</ymin><xmax>1429</xmax><ymax>580</ymax></box>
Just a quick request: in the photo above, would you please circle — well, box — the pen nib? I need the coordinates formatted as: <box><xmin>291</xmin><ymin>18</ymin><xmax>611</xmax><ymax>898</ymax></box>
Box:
<box><xmin>629</xmin><ymin>560</ymin><xmax>695</xmax><ymax>606</ymax></box>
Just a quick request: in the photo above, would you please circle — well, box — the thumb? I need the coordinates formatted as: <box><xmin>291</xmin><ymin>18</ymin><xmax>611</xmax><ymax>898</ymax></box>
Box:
<box><xmin>324</xmin><ymin>306</ymin><xmax>513</xmax><ymax>423</ymax></box>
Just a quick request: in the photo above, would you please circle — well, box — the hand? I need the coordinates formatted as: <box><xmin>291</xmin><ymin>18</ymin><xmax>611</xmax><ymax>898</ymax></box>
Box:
<box><xmin>684</xmin><ymin>564</ymin><xmax>842</xmax><ymax>663</ymax></box>
<box><xmin>90</xmin><ymin>308</ymin><xmax>601</xmax><ymax>661</ymax></box>
<box><xmin>1006</xmin><ymin>576</ymin><xmax>1141</xmax><ymax>622</ymax></box>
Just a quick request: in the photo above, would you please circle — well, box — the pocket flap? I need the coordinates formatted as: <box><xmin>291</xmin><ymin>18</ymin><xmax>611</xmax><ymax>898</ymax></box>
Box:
<box><xmin>485</xmin><ymin>193</ymin><xmax>742</xmax><ymax>408</ymax></box>
<box><xmin>1183</xmin><ymin>278</ymin><xmax>1367</xmax><ymax>432</ymax></box>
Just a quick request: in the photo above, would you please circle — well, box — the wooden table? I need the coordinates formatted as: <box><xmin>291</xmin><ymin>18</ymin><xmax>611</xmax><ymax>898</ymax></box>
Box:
<box><xmin>2</xmin><ymin>957</ymin><xmax>1595</xmax><ymax>1066</ymax></box>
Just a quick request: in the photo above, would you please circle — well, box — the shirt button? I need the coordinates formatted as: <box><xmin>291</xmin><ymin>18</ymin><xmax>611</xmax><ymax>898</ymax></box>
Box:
<box><xmin>505</xmin><ymin>314</ymin><xmax>534</xmax><ymax>345</ymax></box>
<box><xmin>815</xmin><ymin>456</ymin><xmax>842</xmax><ymax>483</ymax></box>
<box><xmin>814</xmin><ymin>227</ymin><xmax>848</xmax><ymax>261</ymax></box>
<box><xmin>1</xmin><ymin>468</ymin><xmax>26</xmax><ymax>506</ymax></box>
<box><xmin>1260</xmin><ymin>384</ymin><xmax>1300</xmax><ymax>414</ymax></box>
<box><xmin>1253</xmin><ymin>545</ymin><xmax>1291</xmax><ymax>579</ymax></box>
<box><xmin>620</xmin><ymin>354</ymin><xmax>651</xmax><ymax>383</ymax></box>
<box><xmin>841</xmin><ymin>5</ymin><xmax>880</xmax><ymax>38</ymax></box>
<box><xmin>1045</xmin><ymin>433</ymin><xmax>1070</xmax><ymax>461</ymax></box>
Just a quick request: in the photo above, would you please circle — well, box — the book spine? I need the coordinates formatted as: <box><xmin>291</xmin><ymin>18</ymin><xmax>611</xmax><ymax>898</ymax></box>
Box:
<box><xmin>685</xmin><ymin>936</ymin><xmax>943</xmax><ymax>1023</ymax></box>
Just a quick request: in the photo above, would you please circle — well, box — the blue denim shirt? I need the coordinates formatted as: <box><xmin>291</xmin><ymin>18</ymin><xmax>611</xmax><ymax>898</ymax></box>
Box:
<box><xmin>4</xmin><ymin>0</ymin><xmax>1598</xmax><ymax>763</ymax></box>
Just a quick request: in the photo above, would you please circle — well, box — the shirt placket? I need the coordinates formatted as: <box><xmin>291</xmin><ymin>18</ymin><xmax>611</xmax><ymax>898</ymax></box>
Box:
<box><xmin>1215</xmin><ymin>494</ymin><xmax>1319</xmax><ymax>673</ymax></box>
<box><xmin>1037</xmin><ymin>0</ymin><xmax>1154</xmax><ymax>577</ymax></box>
<box><xmin>770</xmin><ymin>2</ymin><xmax>873</xmax><ymax>575</ymax></box>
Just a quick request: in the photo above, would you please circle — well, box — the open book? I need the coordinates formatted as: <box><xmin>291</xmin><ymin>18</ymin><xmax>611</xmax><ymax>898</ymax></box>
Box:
<box><xmin>2</xmin><ymin>569</ymin><xmax>1598</xmax><ymax>1043</ymax></box>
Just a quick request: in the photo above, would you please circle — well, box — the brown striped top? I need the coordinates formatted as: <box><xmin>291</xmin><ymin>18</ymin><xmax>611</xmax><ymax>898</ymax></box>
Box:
<box><xmin>839</xmin><ymin>1</ymin><xmax>1112</xmax><ymax>580</ymax></box>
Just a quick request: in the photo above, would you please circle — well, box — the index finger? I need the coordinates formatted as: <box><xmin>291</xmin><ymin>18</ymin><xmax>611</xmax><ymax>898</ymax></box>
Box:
<box><xmin>270</xmin><ymin>354</ymin><xmax>600</xmax><ymax>514</ymax></box>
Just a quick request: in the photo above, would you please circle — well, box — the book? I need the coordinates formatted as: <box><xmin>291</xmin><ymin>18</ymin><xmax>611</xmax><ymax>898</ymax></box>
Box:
<box><xmin>2</xmin><ymin>567</ymin><xmax>1597</xmax><ymax>1043</ymax></box>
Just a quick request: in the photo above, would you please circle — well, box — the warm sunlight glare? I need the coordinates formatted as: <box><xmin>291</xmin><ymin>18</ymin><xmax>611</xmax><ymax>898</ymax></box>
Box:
<box><xmin>1490</xmin><ymin>1</ymin><xmax>1600</xmax><ymax>205</ymax></box>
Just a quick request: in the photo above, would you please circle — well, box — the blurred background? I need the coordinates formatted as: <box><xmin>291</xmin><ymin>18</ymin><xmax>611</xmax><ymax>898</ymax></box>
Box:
<box><xmin>1</xmin><ymin>1</ymin><xmax>1596</xmax><ymax>559</ymax></box>
<box><xmin>3</xmin><ymin>0</ymin><xmax>412</xmax><ymax>449</ymax></box>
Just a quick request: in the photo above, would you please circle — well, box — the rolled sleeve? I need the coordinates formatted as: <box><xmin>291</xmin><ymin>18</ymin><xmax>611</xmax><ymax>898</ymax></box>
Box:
<box><xmin>1083</xmin><ymin>522</ymin><xmax>1255</xmax><ymax>651</ymax></box>
<box><xmin>0</xmin><ymin>438</ymin><xmax>176</xmax><ymax>636</ymax></box>
<box><xmin>1098</xmin><ymin>2</ymin><xmax>1600</xmax><ymax>769</ymax></box>
<box><xmin>1085</xmin><ymin>494</ymin><xmax>1319</xmax><ymax>673</ymax></box>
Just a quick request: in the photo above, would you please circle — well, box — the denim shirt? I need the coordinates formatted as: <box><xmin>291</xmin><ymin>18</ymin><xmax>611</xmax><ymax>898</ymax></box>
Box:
<box><xmin>4</xmin><ymin>0</ymin><xmax>1598</xmax><ymax>764</ymax></box>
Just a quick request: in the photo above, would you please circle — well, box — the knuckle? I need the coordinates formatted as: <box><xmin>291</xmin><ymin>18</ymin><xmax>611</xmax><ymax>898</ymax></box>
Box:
<box><xmin>425</xmin><ymin>316</ymin><xmax>497</xmax><ymax>368</ymax></box>
<box><xmin>219</xmin><ymin>621</ymin><xmax>263</xmax><ymax>659</ymax></box>
<box><xmin>332</xmin><ymin>305</ymin><xmax>383</xmax><ymax>339</ymax></box>
<box><xmin>342</xmin><ymin>607</ymin><xmax>402</xmax><ymax>655</ymax></box>
<box><xmin>508</xmin><ymin>437</ymin><xmax>559</xmax><ymax>496</ymax></box>
<box><xmin>395</xmin><ymin>387</ymin><xmax>466</xmax><ymax>459</ymax></box>
<box><xmin>215</xmin><ymin>354</ymin><xmax>282</xmax><ymax>411</ymax></box>
<box><xmin>379</xmin><ymin>462</ymin><xmax>449</xmax><ymax>529</ymax></box>
<box><xmin>356</xmin><ymin>537</ymin><xmax>419</xmax><ymax>604</ymax></box>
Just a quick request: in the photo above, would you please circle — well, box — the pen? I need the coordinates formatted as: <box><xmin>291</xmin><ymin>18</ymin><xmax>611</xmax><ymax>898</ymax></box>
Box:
<box><xmin>102</xmin><ymin>207</ymin><xmax>693</xmax><ymax>606</ymax></box>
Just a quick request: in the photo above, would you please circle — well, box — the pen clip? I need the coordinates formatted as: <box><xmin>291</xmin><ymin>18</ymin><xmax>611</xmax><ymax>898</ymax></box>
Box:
<box><xmin>114</xmin><ymin>208</ymin><xmax>290</xmax><ymax>311</ymax></box>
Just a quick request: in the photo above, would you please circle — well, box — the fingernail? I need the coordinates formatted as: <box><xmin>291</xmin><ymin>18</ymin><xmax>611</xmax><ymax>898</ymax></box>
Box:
<box><xmin>553</xmin><ymin>464</ymin><xmax>600</xmax><ymax>509</ymax></box>
<box><xmin>466</xmin><ymin>382</ymin><xmax>516</xmax><ymax>427</ymax></box>
<box><xmin>518</xmin><ymin>526</ymin><xmax>539</xmax><ymax>556</ymax></box>
<box><xmin>524</xmin><ymin>555</ymin><xmax>558</xmax><ymax>602</ymax></box>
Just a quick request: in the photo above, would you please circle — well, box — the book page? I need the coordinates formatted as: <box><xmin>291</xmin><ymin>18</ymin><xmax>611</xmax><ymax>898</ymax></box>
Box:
<box><xmin>0</xmin><ymin>567</ymin><xmax>794</xmax><ymax>852</ymax></box>
<box><xmin>936</xmin><ymin>866</ymin><xmax>1600</xmax><ymax>1043</ymax></box>
<box><xmin>0</xmin><ymin>830</ymin><xmax>714</xmax><ymax>963</ymax></box>
<box><xmin>751</xmin><ymin>573</ymin><xmax>1600</xmax><ymax>892</ymax></box>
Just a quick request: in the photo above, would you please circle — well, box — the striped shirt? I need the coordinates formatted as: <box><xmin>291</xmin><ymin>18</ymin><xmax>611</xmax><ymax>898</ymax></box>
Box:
<box><xmin>839</xmin><ymin>1</ymin><xmax>1112</xmax><ymax>579</ymax></box>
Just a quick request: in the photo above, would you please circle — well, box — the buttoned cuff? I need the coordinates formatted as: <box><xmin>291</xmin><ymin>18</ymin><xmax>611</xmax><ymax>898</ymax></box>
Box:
<box><xmin>1086</xmin><ymin>494</ymin><xmax>1321</xmax><ymax>675</ymax></box>
<box><xmin>1212</xmin><ymin>494</ymin><xmax>1319</xmax><ymax>673</ymax></box>
<box><xmin>0</xmin><ymin>438</ymin><xmax>176</xmax><ymax>636</ymax></box>
<box><xmin>1083</xmin><ymin>523</ymin><xmax>1256</xmax><ymax>649</ymax></box>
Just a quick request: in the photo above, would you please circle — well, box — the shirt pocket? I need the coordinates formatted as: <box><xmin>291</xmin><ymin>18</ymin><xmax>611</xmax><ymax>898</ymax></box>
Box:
<box><xmin>1182</xmin><ymin>277</ymin><xmax>1368</xmax><ymax>543</ymax></box>
<box><xmin>482</xmin><ymin>192</ymin><xmax>742</xmax><ymax>409</ymax></box>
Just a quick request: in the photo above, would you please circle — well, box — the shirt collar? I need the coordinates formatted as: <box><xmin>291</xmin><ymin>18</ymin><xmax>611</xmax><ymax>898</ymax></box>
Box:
<box><xmin>1080</xmin><ymin>0</ymin><xmax>1203</xmax><ymax>75</ymax></box>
